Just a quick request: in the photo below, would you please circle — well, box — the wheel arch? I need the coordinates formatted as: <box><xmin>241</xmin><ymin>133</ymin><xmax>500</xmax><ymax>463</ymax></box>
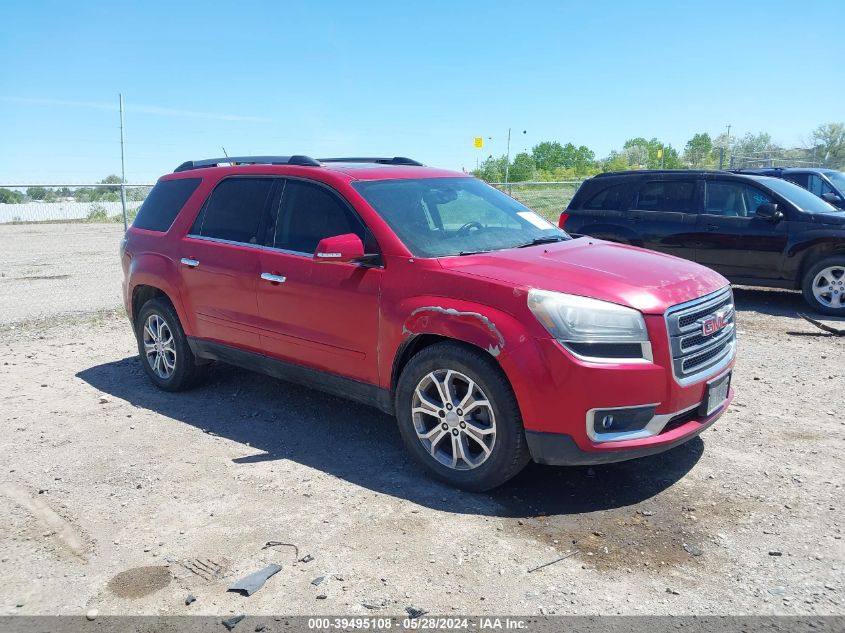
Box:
<box><xmin>132</xmin><ymin>285</ymin><xmax>174</xmax><ymax>324</ymax></box>
<box><xmin>387</xmin><ymin>300</ymin><xmax>547</xmax><ymax>427</ymax></box>
<box><xmin>391</xmin><ymin>334</ymin><xmax>495</xmax><ymax>393</ymax></box>
<box><xmin>796</xmin><ymin>239</ymin><xmax>845</xmax><ymax>287</ymax></box>
<box><xmin>127</xmin><ymin>252</ymin><xmax>189</xmax><ymax>332</ymax></box>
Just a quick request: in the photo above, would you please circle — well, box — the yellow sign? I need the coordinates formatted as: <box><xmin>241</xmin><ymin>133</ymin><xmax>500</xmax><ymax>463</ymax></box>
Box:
<box><xmin>474</xmin><ymin>137</ymin><xmax>483</xmax><ymax>149</ymax></box>
<box><xmin>656</xmin><ymin>148</ymin><xmax>664</xmax><ymax>158</ymax></box>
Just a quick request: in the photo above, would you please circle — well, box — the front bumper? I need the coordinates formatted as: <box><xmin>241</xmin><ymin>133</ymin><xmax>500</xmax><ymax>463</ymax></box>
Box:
<box><xmin>525</xmin><ymin>388</ymin><xmax>733</xmax><ymax>465</ymax></box>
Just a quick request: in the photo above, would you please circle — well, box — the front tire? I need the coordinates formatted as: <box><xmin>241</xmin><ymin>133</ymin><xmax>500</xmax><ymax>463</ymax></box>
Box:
<box><xmin>395</xmin><ymin>342</ymin><xmax>530</xmax><ymax>491</ymax></box>
<box><xmin>802</xmin><ymin>257</ymin><xmax>845</xmax><ymax>316</ymax></box>
<box><xmin>135</xmin><ymin>298</ymin><xmax>207</xmax><ymax>391</ymax></box>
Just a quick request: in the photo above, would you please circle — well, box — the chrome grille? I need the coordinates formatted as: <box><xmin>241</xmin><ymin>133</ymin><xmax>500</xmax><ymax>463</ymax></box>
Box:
<box><xmin>665</xmin><ymin>287</ymin><xmax>736</xmax><ymax>384</ymax></box>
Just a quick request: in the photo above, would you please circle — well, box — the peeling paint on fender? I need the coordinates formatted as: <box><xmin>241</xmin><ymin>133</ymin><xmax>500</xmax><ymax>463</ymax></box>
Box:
<box><xmin>406</xmin><ymin>306</ymin><xmax>506</xmax><ymax>357</ymax></box>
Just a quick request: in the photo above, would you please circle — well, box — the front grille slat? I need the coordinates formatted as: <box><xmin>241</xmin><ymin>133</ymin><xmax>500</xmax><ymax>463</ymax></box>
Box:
<box><xmin>665</xmin><ymin>287</ymin><xmax>736</xmax><ymax>383</ymax></box>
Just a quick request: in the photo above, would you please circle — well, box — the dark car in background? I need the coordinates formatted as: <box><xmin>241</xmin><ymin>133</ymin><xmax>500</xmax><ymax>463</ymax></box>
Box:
<box><xmin>733</xmin><ymin>167</ymin><xmax>845</xmax><ymax>210</ymax></box>
<box><xmin>561</xmin><ymin>170</ymin><xmax>845</xmax><ymax>315</ymax></box>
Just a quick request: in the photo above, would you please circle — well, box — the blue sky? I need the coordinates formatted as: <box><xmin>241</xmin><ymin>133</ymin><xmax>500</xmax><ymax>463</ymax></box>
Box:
<box><xmin>2</xmin><ymin>0</ymin><xmax>843</xmax><ymax>183</ymax></box>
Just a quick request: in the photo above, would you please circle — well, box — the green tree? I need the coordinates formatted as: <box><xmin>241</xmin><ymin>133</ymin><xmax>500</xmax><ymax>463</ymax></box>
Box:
<box><xmin>683</xmin><ymin>133</ymin><xmax>713</xmax><ymax>167</ymax></box>
<box><xmin>811</xmin><ymin>122</ymin><xmax>845</xmax><ymax>169</ymax></box>
<box><xmin>508</xmin><ymin>152</ymin><xmax>536</xmax><ymax>181</ymax></box>
<box><xmin>26</xmin><ymin>187</ymin><xmax>56</xmax><ymax>202</ymax></box>
<box><xmin>572</xmin><ymin>145</ymin><xmax>596</xmax><ymax>175</ymax></box>
<box><xmin>531</xmin><ymin>141</ymin><xmax>566</xmax><ymax>171</ymax></box>
<box><xmin>620</xmin><ymin>137</ymin><xmax>683</xmax><ymax>169</ymax></box>
<box><xmin>472</xmin><ymin>155</ymin><xmax>508</xmax><ymax>182</ymax></box>
<box><xmin>0</xmin><ymin>188</ymin><xmax>25</xmax><ymax>203</ymax></box>
<box><xmin>731</xmin><ymin>132</ymin><xmax>781</xmax><ymax>167</ymax></box>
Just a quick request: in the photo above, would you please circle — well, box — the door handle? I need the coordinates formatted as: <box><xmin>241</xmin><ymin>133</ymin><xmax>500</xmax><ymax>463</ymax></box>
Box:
<box><xmin>260</xmin><ymin>272</ymin><xmax>287</xmax><ymax>284</ymax></box>
<box><xmin>706</xmin><ymin>224</ymin><xmax>718</xmax><ymax>231</ymax></box>
<box><xmin>180</xmin><ymin>257</ymin><xmax>199</xmax><ymax>268</ymax></box>
<box><xmin>630</xmin><ymin>216</ymin><xmax>642</xmax><ymax>223</ymax></box>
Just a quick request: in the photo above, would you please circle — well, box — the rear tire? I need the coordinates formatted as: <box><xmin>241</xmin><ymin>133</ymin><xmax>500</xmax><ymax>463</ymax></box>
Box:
<box><xmin>395</xmin><ymin>342</ymin><xmax>530</xmax><ymax>491</ymax></box>
<box><xmin>801</xmin><ymin>257</ymin><xmax>845</xmax><ymax>316</ymax></box>
<box><xmin>135</xmin><ymin>298</ymin><xmax>207</xmax><ymax>391</ymax></box>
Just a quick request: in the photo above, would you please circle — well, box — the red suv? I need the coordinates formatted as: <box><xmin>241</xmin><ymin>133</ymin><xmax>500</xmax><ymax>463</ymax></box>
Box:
<box><xmin>121</xmin><ymin>156</ymin><xmax>736</xmax><ymax>491</ymax></box>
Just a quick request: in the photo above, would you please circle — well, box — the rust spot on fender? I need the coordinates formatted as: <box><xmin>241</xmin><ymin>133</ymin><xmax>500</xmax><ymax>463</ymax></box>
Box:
<box><xmin>405</xmin><ymin>306</ymin><xmax>505</xmax><ymax>357</ymax></box>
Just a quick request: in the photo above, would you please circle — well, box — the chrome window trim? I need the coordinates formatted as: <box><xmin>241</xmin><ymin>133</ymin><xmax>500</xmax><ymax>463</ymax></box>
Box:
<box><xmin>181</xmin><ymin>234</ymin><xmax>385</xmax><ymax>268</ymax></box>
<box><xmin>183</xmin><ymin>233</ymin><xmax>312</xmax><ymax>257</ymax></box>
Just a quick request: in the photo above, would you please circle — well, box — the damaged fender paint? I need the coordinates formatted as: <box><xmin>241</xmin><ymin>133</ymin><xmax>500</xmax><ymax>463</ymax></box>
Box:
<box><xmin>404</xmin><ymin>306</ymin><xmax>506</xmax><ymax>356</ymax></box>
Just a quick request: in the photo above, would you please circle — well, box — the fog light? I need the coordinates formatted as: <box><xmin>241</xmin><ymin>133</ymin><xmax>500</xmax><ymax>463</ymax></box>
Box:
<box><xmin>592</xmin><ymin>406</ymin><xmax>656</xmax><ymax>436</ymax></box>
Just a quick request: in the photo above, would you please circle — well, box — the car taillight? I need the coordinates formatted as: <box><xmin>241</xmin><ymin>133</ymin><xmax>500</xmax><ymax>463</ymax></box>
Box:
<box><xmin>558</xmin><ymin>212</ymin><xmax>570</xmax><ymax>229</ymax></box>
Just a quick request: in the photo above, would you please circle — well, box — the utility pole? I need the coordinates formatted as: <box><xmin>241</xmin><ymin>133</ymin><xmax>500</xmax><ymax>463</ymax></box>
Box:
<box><xmin>504</xmin><ymin>127</ymin><xmax>512</xmax><ymax>186</ymax></box>
<box><xmin>119</xmin><ymin>93</ymin><xmax>128</xmax><ymax>231</ymax></box>
<box><xmin>502</xmin><ymin>128</ymin><xmax>526</xmax><ymax>188</ymax></box>
<box><xmin>719</xmin><ymin>124</ymin><xmax>732</xmax><ymax>170</ymax></box>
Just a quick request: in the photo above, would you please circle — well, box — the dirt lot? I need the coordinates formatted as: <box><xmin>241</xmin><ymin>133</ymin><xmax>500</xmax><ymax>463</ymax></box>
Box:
<box><xmin>0</xmin><ymin>224</ymin><xmax>843</xmax><ymax>618</ymax></box>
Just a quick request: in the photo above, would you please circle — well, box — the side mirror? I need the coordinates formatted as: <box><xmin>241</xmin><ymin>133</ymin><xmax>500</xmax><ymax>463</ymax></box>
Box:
<box><xmin>313</xmin><ymin>233</ymin><xmax>366</xmax><ymax>263</ymax></box>
<box><xmin>755</xmin><ymin>202</ymin><xmax>783</xmax><ymax>223</ymax></box>
<box><xmin>822</xmin><ymin>192</ymin><xmax>842</xmax><ymax>204</ymax></box>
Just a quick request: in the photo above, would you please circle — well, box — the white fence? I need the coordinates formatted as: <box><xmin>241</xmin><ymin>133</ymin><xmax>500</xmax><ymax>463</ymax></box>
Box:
<box><xmin>0</xmin><ymin>184</ymin><xmax>152</xmax><ymax>224</ymax></box>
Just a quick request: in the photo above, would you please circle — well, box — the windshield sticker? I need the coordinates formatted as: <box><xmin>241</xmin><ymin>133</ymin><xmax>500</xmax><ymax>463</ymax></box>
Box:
<box><xmin>517</xmin><ymin>211</ymin><xmax>556</xmax><ymax>230</ymax></box>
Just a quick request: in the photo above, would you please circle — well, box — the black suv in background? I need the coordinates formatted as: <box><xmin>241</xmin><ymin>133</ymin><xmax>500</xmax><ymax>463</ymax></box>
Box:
<box><xmin>561</xmin><ymin>170</ymin><xmax>845</xmax><ymax>315</ymax></box>
<box><xmin>733</xmin><ymin>167</ymin><xmax>845</xmax><ymax>209</ymax></box>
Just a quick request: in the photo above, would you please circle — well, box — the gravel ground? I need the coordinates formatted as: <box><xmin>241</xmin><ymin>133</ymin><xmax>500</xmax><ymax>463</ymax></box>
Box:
<box><xmin>0</xmin><ymin>225</ymin><xmax>843</xmax><ymax>617</ymax></box>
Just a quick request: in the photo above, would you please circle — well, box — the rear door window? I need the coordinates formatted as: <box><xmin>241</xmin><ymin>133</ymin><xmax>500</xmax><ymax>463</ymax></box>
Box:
<box><xmin>632</xmin><ymin>180</ymin><xmax>697</xmax><ymax>212</ymax></box>
<box><xmin>704</xmin><ymin>181</ymin><xmax>773</xmax><ymax>217</ymax></box>
<box><xmin>274</xmin><ymin>180</ymin><xmax>366</xmax><ymax>254</ymax></box>
<box><xmin>132</xmin><ymin>178</ymin><xmax>201</xmax><ymax>232</ymax></box>
<box><xmin>784</xmin><ymin>172</ymin><xmax>809</xmax><ymax>188</ymax></box>
<box><xmin>190</xmin><ymin>177</ymin><xmax>275</xmax><ymax>244</ymax></box>
<box><xmin>583</xmin><ymin>183</ymin><xmax>630</xmax><ymax>210</ymax></box>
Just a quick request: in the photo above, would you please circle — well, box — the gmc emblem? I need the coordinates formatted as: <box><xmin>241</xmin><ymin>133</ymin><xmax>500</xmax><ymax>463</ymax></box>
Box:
<box><xmin>702</xmin><ymin>311</ymin><xmax>728</xmax><ymax>336</ymax></box>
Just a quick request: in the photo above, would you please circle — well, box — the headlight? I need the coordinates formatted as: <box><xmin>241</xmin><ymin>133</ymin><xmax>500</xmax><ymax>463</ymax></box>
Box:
<box><xmin>527</xmin><ymin>289</ymin><xmax>650</xmax><ymax>361</ymax></box>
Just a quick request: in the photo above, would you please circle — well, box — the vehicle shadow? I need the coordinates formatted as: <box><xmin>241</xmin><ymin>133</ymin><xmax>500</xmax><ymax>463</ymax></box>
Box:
<box><xmin>78</xmin><ymin>358</ymin><xmax>704</xmax><ymax>519</ymax></box>
<box><xmin>732</xmin><ymin>286</ymin><xmax>845</xmax><ymax>336</ymax></box>
<box><xmin>732</xmin><ymin>286</ymin><xmax>807</xmax><ymax>318</ymax></box>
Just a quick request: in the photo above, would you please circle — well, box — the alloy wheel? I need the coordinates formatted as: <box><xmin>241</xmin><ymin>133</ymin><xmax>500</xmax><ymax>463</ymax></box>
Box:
<box><xmin>143</xmin><ymin>314</ymin><xmax>176</xmax><ymax>379</ymax></box>
<box><xmin>812</xmin><ymin>265</ymin><xmax>845</xmax><ymax>310</ymax></box>
<box><xmin>411</xmin><ymin>369</ymin><xmax>496</xmax><ymax>470</ymax></box>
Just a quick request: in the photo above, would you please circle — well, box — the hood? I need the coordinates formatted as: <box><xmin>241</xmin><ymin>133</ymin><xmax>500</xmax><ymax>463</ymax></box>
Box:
<box><xmin>439</xmin><ymin>237</ymin><xmax>729</xmax><ymax>314</ymax></box>
<box><xmin>810</xmin><ymin>210</ymin><xmax>845</xmax><ymax>225</ymax></box>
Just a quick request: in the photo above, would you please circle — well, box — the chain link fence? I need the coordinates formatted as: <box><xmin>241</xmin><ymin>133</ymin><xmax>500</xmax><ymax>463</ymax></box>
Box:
<box><xmin>0</xmin><ymin>184</ymin><xmax>152</xmax><ymax>324</ymax></box>
<box><xmin>490</xmin><ymin>181</ymin><xmax>584</xmax><ymax>222</ymax></box>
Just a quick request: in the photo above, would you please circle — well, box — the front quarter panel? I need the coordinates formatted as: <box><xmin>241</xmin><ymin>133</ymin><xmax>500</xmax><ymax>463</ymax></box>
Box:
<box><xmin>379</xmin><ymin>256</ymin><xmax>550</xmax><ymax>426</ymax></box>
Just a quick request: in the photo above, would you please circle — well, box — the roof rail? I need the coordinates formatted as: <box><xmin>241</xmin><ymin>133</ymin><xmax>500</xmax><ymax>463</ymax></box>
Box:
<box><xmin>318</xmin><ymin>157</ymin><xmax>423</xmax><ymax>166</ymax></box>
<box><xmin>173</xmin><ymin>155</ymin><xmax>320</xmax><ymax>172</ymax></box>
<box><xmin>593</xmin><ymin>169</ymin><xmax>732</xmax><ymax>178</ymax></box>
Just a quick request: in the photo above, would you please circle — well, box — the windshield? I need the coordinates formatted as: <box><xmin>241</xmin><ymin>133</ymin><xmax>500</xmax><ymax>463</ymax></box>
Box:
<box><xmin>760</xmin><ymin>177</ymin><xmax>841</xmax><ymax>214</ymax></box>
<box><xmin>353</xmin><ymin>177</ymin><xmax>568</xmax><ymax>257</ymax></box>
<box><xmin>826</xmin><ymin>170</ymin><xmax>845</xmax><ymax>193</ymax></box>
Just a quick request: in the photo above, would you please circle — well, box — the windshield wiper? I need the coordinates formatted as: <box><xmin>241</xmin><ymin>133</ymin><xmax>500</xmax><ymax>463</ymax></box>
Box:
<box><xmin>457</xmin><ymin>249</ymin><xmax>493</xmax><ymax>256</ymax></box>
<box><xmin>515</xmin><ymin>236</ymin><xmax>567</xmax><ymax>248</ymax></box>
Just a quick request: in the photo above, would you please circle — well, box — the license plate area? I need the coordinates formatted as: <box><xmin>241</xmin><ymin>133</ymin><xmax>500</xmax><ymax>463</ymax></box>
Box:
<box><xmin>701</xmin><ymin>371</ymin><xmax>731</xmax><ymax>417</ymax></box>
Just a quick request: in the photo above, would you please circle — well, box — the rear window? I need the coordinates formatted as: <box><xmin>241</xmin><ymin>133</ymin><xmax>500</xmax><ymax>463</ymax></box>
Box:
<box><xmin>582</xmin><ymin>182</ymin><xmax>630</xmax><ymax>210</ymax></box>
<box><xmin>633</xmin><ymin>180</ymin><xmax>697</xmax><ymax>212</ymax></box>
<box><xmin>132</xmin><ymin>178</ymin><xmax>201</xmax><ymax>232</ymax></box>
